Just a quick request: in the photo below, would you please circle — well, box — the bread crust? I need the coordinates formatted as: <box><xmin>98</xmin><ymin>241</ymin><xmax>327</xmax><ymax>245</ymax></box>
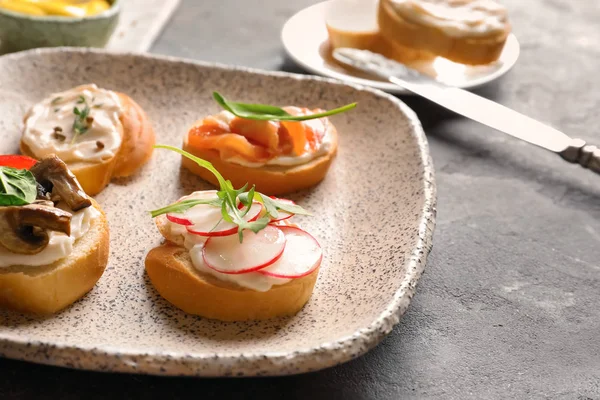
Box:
<box><xmin>0</xmin><ymin>199</ymin><xmax>109</xmax><ymax>315</ymax></box>
<box><xmin>377</xmin><ymin>0</ymin><xmax>510</xmax><ymax>65</ymax></box>
<box><xmin>20</xmin><ymin>140</ymin><xmax>116</xmax><ymax>197</ymax></box>
<box><xmin>326</xmin><ymin>23</ymin><xmax>380</xmax><ymax>50</ymax></box>
<box><xmin>112</xmin><ymin>93</ymin><xmax>156</xmax><ymax>178</ymax></box>
<box><xmin>20</xmin><ymin>92</ymin><xmax>155</xmax><ymax>196</ymax></box>
<box><xmin>145</xmin><ymin>244</ymin><xmax>319</xmax><ymax>321</ymax></box>
<box><xmin>182</xmin><ymin>123</ymin><xmax>338</xmax><ymax>196</ymax></box>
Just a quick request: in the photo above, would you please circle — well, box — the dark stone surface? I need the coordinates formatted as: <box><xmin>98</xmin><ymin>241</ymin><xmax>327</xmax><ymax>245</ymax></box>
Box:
<box><xmin>2</xmin><ymin>0</ymin><xmax>600</xmax><ymax>398</ymax></box>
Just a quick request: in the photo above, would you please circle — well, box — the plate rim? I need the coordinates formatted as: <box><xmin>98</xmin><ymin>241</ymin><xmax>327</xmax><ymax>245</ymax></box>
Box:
<box><xmin>0</xmin><ymin>46</ymin><xmax>437</xmax><ymax>377</ymax></box>
<box><xmin>281</xmin><ymin>0</ymin><xmax>521</xmax><ymax>95</ymax></box>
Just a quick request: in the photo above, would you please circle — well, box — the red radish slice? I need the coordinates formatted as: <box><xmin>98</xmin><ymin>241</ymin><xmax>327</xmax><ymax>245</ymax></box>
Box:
<box><xmin>166</xmin><ymin>214</ymin><xmax>194</xmax><ymax>226</ymax></box>
<box><xmin>166</xmin><ymin>191</ymin><xmax>219</xmax><ymax>226</ymax></box>
<box><xmin>186</xmin><ymin>202</ymin><xmax>263</xmax><ymax>237</ymax></box>
<box><xmin>203</xmin><ymin>225</ymin><xmax>286</xmax><ymax>274</ymax></box>
<box><xmin>258</xmin><ymin>226</ymin><xmax>322</xmax><ymax>278</ymax></box>
<box><xmin>269</xmin><ymin>197</ymin><xmax>296</xmax><ymax>222</ymax></box>
<box><xmin>0</xmin><ymin>155</ymin><xmax>38</xmax><ymax>170</ymax></box>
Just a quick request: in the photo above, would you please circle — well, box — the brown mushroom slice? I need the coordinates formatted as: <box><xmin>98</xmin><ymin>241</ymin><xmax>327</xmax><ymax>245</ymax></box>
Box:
<box><xmin>0</xmin><ymin>203</ymin><xmax>72</xmax><ymax>255</ymax></box>
<box><xmin>30</xmin><ymin>155</ymin><xmax>91</xmax><ymax>211</ymax></box>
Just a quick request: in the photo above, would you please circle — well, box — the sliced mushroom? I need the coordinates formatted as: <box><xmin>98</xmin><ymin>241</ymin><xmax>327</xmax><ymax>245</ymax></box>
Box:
<box><xmin>30</xmin><ymin>155</ymin><xmax>91</xmax><ymax>211</ymax></box>
<box><xmin>0</xmin><ymin>203</ymin><xmax>72</xmax><ymax>255</ymax></box>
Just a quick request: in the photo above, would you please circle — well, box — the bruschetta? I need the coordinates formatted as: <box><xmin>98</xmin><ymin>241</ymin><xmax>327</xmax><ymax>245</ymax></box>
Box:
<box><xmin>377</xmin><ymin>0</ymin><xmax>511</xmax><ymax>65</ymax></box>
<box><xmin>20</xmin><ymin>83</ymin><xmax>155</xmax><ymax>196</ymax></box>
<box><xmin>0</xmin><ymin>154</ymin><xmax>109</xmax><ymax>314</ymax></box>
<box><xmin>180</xmin><ymin>92</ymin><xmax>355</xmax><ymax>196</ymax></box>
<box><xmin>145</xmin><ymin>145</ymin><xmax>322</xmax><ymax>321</ymax></box>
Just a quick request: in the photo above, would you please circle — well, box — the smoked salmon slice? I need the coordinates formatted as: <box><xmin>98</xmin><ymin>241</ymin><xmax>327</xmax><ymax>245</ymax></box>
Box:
<box><xmin>187</xmin><ymin>109</ymin><xmax>327</xmax><ymax>164</ymax></box>
<box><xmin>229</xmin><ymin>118</ymin><xmax>279</xmax><ymax>151</ymax></box>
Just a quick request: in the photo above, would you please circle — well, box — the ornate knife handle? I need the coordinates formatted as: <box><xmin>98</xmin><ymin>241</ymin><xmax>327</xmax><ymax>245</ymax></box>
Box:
<box><xmin>559</xmin><ymin>139</ymin><xmax>600</xmax><ymax>174</ymax></box>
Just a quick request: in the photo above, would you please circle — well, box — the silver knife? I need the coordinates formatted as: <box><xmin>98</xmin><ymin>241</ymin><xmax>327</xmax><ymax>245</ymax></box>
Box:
<box><xmin>332</xmin><ymin>48</ymin><xmax>600</xmax><ymax>174</ymax></box>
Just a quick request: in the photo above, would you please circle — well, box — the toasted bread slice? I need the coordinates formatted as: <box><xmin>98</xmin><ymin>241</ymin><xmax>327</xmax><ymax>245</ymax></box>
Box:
<box><xmin>20</xmin><ymin>140</ymin><xmax>116</xmax><ymax>197</ymax></box>
<box><xmin>0</xmin><ymin>199</ymin><xmax>109</xmax><ymax>315</ymax></box>
<box><xmin>145</xmin><ymin>243</ymin><xmax>319</xmax><ymax>321</ymax></box>
<box><xmin>21</xmin><ymin>92</ymin><xmax>155</xmax><ymax>196</ymax></box>
<box><xmin>182</xmin><ymin>123</ymin><xmax>338</xmax><ymax>196</ymax></box>
<box><xmin>112</xmin><ymin>93</ymin><xmax>156</xmax><ymax>178</ymax></box>
<box><xmin>325</xmin><ymin>0</ymin><xmax>380</xmax><ymax>50</ymax></box>
<box><xmin>378</xmin><ymin>0</ymin><xmax>511</xmax><ymax>65</ymax></box>
<box><xmin>325</xmin><ymin>0</ymin><xmax>434</xmax><ymax>64</ymax></box>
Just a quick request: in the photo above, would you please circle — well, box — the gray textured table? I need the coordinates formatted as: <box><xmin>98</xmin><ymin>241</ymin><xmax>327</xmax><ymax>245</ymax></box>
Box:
<box><xmin>2</xmin><ymin>1</ymin><xmax>600</xmax><ymax>399</ymax></box>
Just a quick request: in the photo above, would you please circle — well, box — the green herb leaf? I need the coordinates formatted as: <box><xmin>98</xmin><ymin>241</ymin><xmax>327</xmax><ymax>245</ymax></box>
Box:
<box><xmin>241</xmin><ymin>186</ymin><xmax>256</xmax><ymax>216</ymax></box>
<box><xmin>259</xmin><ymin>194</ymin><xmax>312</xmax><ymax>217</ymax></box>
<box><xmin>238</xmin><ymin>192</ymin><xmax>252</xmax><ymax>208</ymax></box>
<box><xmin>51</xmin><ymin>97</ymin><xmax>62</xmax><ymax>105</ymax></box>
<box><xmin>155</xmin><ymin>145</ymin><xmax>229</xmax><ymax>188</ymax></box>
<box><xmin>71</xmin><ymin>98</ymin><xmax>92</xmax><ymax>144</ymax></box>
<box><xmin>150</xmin><ymin>145</ymin><xmax>313</xmax><ymax>242</ymax></box>
<box><xmin>220</xmin><ymin>200</ymin><xmax>234</xmax><ymax>224</ymax></box>
<box><xmin>242</xmin><ymin>216</ymin><xmax>271</xmax><ymax>234</ymax></box>
<box><xmin>213</xmin><ymin>92</ymin><xmax>356</xmax><ymax>121</ymax></box>
<box><xmin>271</xmin><ymin>197</ymin><xmax>312</xmax><ymax>216</ymax></box>
<box><xmin>0</xmin><ymin>166</ymin><xmax>37</xmax><ymax>206</ymax></box>
<box><xmin>149</xmin><ymin>198</ymin><xmax>222</xmax><ymax>218</ymax></box>
<box><xmin>255</xmin><ymin>193</ymin><xmax>278</xmax><ymax>218</ymax></box>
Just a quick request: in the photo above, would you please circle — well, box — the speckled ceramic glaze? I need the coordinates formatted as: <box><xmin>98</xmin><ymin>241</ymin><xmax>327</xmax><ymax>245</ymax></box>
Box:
<box><xmin>0</xmin><ymin>48</ymin><xmax>436</xmax><ymax>377</ymax></box>
<box><xmin>0</xmin><ymin>0</ymin><xmax>119</xmax><ymax>55</ymax></box>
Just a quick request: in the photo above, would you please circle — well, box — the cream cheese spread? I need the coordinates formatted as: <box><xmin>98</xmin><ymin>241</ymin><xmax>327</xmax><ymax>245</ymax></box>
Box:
<box><xmin>389</xmin><ymin>0</ymin><xmax>508</xmax><ymax>37</ymax></box>
<box><xmin>22</xmin><ymin>84</ymin><xmax>123</xmax><ymax>163</ymax></box>
<box><xmin>0</xmin><ymin>203</ymin><xmax>100</xmax><ymax>268</ymax></box>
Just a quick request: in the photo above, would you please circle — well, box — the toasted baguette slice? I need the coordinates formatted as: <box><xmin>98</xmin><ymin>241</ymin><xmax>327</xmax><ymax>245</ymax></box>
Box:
<box><xmin>378</xmin><ymin>0</ymin><xmax>510</xmax><ymax>65</ymax></box>
<box><xmin>182</xmin><ymin>123</ymin><xmax>338</xmax><ymax>196</ymax></box>
<box><xmin>20</xmin><ymin>93</ymin><xmax>155</xmax><ymax>196</ymax></box>
<box><xmin>145</xmin><ymin>244</ymin><xmax>319</xmax><ymax>321</ymax></box>
<box><xmin>112</xmin><ymin>93</ymin><xmax>156</xmax><ymax>178</ymax></box>
<box><xmin>325</xmin><ymin>0</ymin><xmax>380</xmax><ymax>50</ymax></box>
<box><xmin>20</xmin><ymin>140</ymin><xmax>116</xmax><ymax>198</ymax></box>
<box><xmin>325</xmin><ymin>0</ymin><xmax>434</xmax><ymax>64</ymax></box>
<box><xmin>0</xmin><ymin>199</ymin><xmax>109</xmax><ymax>315</ymax></box>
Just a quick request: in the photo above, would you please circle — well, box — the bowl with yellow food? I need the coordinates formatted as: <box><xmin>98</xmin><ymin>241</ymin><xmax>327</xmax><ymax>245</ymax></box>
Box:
<box><xmin>0</xmin><ymin>0</ymin><xmax>120</xmax><ymax>54</ymax></box>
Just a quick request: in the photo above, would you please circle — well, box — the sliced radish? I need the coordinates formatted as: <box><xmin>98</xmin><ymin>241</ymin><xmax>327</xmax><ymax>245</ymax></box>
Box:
<box><xmin>269</xmin><ymin>197</ymin><xmax>296</xmax><ymax>222</ymax></box>
<box><xmin>166</xmin><ymin>214</ymin><xmax>194</xmax><ymax>226</ymax></box>
<box><xmin>258</xmin><ymin>226</ymin><xmax>322</xmax><ymax>278</ymax></box>
<box><xmin>166</xmin><ymin>191</ymin><xmax>219</xmax><ymax>226</ymax></box>
<box><xmin>186</xmin><ymin>202</ymin><xmax>263</xmax><ymax>237</ymax></box>
<box><xmin>203</xmin><ymin>225</ymin><xmax>286</xmax><ymax>274</ymax></box>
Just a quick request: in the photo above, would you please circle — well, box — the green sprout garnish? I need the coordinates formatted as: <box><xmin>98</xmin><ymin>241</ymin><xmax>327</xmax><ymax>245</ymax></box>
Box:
<box><xmin>149</xmin><ymin>145</ymin><xmax>311</xmax><ymax>242</ymax></box>
<box><xmin>71</xmin><ymin>97</ymin><xmax>92</xmax><ymax>144</ymax></box>
<box><xmin>212</xmin><ymin>91</ymin><xmax>356</xmax><ymax>121</ymax></box>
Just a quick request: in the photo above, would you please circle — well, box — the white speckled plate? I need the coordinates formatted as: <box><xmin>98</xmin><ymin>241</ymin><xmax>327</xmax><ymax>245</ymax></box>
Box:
<box><xmin>282</xmin><ymin>1</ymin><xmax>520</xmax><ymax>95</ymax></box>
<box><xmin>0</xmin><ymin>48</ymin><xmax>436</xmax><ymax>377</ymax></box>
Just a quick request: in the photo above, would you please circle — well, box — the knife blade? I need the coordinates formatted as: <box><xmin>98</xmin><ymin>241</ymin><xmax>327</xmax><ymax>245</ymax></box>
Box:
<box><xmin>332</xmin><ymin>48</ymin><xmax>600</xmax><ymax>174</ymax></box>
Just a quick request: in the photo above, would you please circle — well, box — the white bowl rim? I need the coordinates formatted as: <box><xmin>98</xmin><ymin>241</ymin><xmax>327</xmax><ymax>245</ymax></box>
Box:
<box><xmin>0</xmin><ymin>0</ymin><xmax>120</xmax><ymax>22</ymax></box>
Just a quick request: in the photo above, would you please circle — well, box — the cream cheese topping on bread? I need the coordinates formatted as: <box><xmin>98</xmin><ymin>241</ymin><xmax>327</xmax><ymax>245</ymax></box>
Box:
<box><xmin>0</xmin><ymin>202</ymin><xmax>100</xmax><ymax>268</ymax></box>
<box><xmin>22</xmin><ymin>83</ymin><xmax>123</xmax><ymax>162</ymax></box>
<box><xmin>189</xmin><ymin>245</ymin><xmax>291</xmax><ymax>292</ymax></box>
<box><xmin>157</xmin><ymin>190</ymin><xmax>292</xmax><ymax>292</ymax></box>
<box><xmin>389</xmin><ymin>0</ymin><xmax>508</xmax><ymax>37</ymax></box>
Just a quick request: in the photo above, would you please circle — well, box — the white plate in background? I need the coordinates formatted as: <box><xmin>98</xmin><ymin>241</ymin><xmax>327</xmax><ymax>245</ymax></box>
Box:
<box><xmin>282</xmin><ymin>1</ymin><xmax>520</xmax><ymax>95</ymax></box>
